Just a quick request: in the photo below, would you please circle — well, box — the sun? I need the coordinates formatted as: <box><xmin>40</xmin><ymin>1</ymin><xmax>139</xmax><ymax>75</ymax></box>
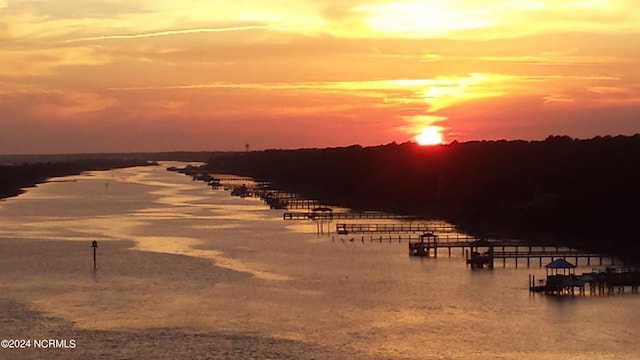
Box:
<box><xmin>415</xmin><ymin>126</ymin><xmax>443</xmax><ymax>146</ymax></box>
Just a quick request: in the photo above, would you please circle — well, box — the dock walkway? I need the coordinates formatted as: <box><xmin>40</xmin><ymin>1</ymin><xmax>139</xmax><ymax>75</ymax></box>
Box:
<box><xmin>397</xmin><ymin>235</ymin><xmax>613</xmax><ymax>268</ymax></box>
<box><xmin>336</xmin><ymin>223</ymin><xmax>456</xmax><ymax>234</ymax></box>
<box><xmin>493</xmin><ymin>249</ymin><xmax>604</xmax><ymax>267</ymax></box>
<box><xmin>283</xmin><ymin>211</ymin><xmax>413</xmax><ymax>220</ymax></box>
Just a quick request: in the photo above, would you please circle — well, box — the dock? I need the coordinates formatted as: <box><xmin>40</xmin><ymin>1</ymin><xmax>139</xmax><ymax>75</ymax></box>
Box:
<box><xmin>336</xmin><ymin>232</ymin><xmax>615</xmax><ymax>269</ymax></box>
<box><xmin>256</xmin><ymin>191</ymin><xmax>325</xmax><ymax>210</ymax></box>
<box><xmin>283</xmin><ymin>211</ymin><xmax>413</xmax><ymax>220</ymax></box>
<box><xmin>215</xmin><ymin>177</ymin><xmax>255</xmax><ymax>184</ymax></box>
<box><xmin>336</xmin><ymin>222</ymin><xmax>457</xmax><ymax>234</ymax></box>
<box><xmin>280</xmin><ymin>198</ymin><xmax>320</xmax><ymax>209</ymax></box>
<box><xmin>206</xmin><ymin>181</ymin><xmax>628</xmax><ymax>272</ymax></box>
<box><xmin>529</xmin><ymin>260</ymin><xmax>640</xmax><ymax>295</ymax></box>
<box><xmin>493</xmin><ymin>249</ymin><xmax>605</xmax><ymax>267</ymax></box>
<box><xmin>465</xmin><ymin>243</ymin><xmax>616</xmax><ymax>269</ymax></box>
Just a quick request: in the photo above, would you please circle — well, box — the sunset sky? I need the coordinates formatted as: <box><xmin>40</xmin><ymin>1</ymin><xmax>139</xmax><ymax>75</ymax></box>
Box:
<box><xmin>1</xmin><ymin>0</ymin><xmax>639</xmax><ymax>153</ymax></box>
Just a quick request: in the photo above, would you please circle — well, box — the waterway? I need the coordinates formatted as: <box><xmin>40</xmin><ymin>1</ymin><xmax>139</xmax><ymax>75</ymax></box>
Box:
<box><xmin>0</xmin><ymin>163</ymin><xmax>639</xmax><ymax>359</ymax></box>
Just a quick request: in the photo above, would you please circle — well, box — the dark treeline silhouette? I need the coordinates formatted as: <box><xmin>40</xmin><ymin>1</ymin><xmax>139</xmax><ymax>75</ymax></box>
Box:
<box><xmin>205</xmin><ymin>135</ymin><xmax>640</xmax><ymax>262</ymax></box>
<box><xmin>0</xmin><ymin>158</ymin><xmax>154</xmax><ymax>199</ymax></box>
<box><xmin>0</xmin><ymin>151</ymin><xmax>234</xmax><ymax>198</ymax></box>
<box><xmin>0</xmin><ymin>151</ymin><xmax>232</xmax><ymax>165</ymax></box>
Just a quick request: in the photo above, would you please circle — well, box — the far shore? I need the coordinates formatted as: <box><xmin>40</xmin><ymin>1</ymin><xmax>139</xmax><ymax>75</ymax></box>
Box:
<box><xmin>0</xmin><ymin>158</ymin><xmax>156</xmax><ymax>200</ymax></box>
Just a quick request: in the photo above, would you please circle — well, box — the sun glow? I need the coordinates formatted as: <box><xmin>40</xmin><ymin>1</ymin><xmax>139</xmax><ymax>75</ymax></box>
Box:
<box><xmin>415</xmin><ymin>126</ymin><xmax>443</xmax><ymax>145</ymax></box>
<box><xmin>358</xmin><ymin>1</ymin><xmax>496</xmax><ymax>37</ymax></box>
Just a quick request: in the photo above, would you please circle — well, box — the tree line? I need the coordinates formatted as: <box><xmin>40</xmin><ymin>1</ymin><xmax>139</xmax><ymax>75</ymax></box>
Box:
<box><xmin>0</xmin><ymin>158</ymin><xmax>154</xmax><ymax>199</ymax></box>
<box><xmin>205</xmin><ymin>135</ymin><xmax>640</xmax><ymax>262</ymax></box>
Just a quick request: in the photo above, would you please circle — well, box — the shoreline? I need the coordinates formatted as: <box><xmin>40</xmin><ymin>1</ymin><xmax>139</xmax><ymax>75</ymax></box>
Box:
<box><xmin>0</xmin><ymin>158</ymin><xmax>155</xmax><ymax>200</ymax></box>
<box><xmin>202</xmin><ymin>137</ymin><xmax>640</xmax><ymax>263</ymax></box>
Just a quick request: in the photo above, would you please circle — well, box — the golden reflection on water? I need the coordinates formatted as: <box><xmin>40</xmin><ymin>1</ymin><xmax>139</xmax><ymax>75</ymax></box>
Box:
<box><xmin>134</xmin><ymin>235</ymin><xmax>292</xmax><ymax>281</ymax></box>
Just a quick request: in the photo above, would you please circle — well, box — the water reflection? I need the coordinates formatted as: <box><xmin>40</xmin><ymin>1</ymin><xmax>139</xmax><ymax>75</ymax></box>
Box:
<box><xmin>0</xmin><ymin>163</ymin><xmax>639</xmax><ymax>359</ymax></box>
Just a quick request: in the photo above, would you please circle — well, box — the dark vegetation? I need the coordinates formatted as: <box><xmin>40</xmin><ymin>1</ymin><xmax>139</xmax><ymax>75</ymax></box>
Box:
<box><xmin>0</xmin><ymin>158</ymin><xmax>154</xmax><ymax>199</ymax></box>
<box><xmin>0</xmin><ymin>151</ymin><xmax>230</xmax><ymax>164</ymax></box>
<box><xmin>204</xmin><ymin>135</ymin><xmax>640</xmax><ymax>262</ymax></box>
<box><xmin>0</xmin><ymin>151</ymin><xmax>233</xmax><ymax>199</ymax></box>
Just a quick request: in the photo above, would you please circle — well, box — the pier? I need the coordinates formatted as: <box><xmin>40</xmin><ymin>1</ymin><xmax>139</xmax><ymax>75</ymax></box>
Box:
<box><xmin>215</xmin><ymin>177</ymin><xmax>255</xmax><ymax>184</ymax></box>
<box><xmin>255</xmin><ymin>190</ymin><xmax>307</xmax><ymax>199</ymax></box>
<box><xmin>280</xmin><ymin>198</ymin><xmax>320</xmax><ymax>209</ymax></box>
<box><xmin>408</xmin><ymin>232</ymin><xmax>438</xmax><ymax>256</ymax></box>
<box><xmin>220</xmin><ymin>182</ymin><xmax>626</xmax><ymax>272</ymax></box>
<box><xmin>336</xmin><ymin>222</ymin><xmax>457</xmax><ymax>234</ymax></box>
<box><xmin>493</xmin><ymin>249</ymin><xmax>605</xmax><ymax>267</ymax></box>
<box><xmin>336</xmin><ymin>232</ymin><xmax>613</xmax><ymax>269</ymax></box>
<box><xmin>277</xmin><ymin>202</ymin><xmax>619</xmax><ymax>270</ymax></box>
<box><xmin>529</xmin><ymin>260</ymin><xmax>640</xmax><ymax>295</ymax></box>
<box><xmin>258</xmin><ymin>191</ymin><xmax>324</xmax><ymax>210</ymax></box>
<box><xmin>283</xmin><ymin>211</ymin><xmax>413</xmax><ymax>220</ymax></box>
<box><xmin>465</xmin><ymin>243</ymin><xmax>615</xmax><ymax>269</ymax></box>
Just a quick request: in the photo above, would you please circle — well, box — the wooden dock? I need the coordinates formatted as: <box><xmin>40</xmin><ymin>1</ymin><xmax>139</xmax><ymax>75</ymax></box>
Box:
<box><xmin>216</xmin><ymin>177</ymin><xmax>255</xmax><ymax>184</ymax></box>
<box><xmin>493</xmin><ymin>249</ymin><xmax>606</xmax><ymax>267</ymax></box>
<box><xmin>467</xmin><ymin>246</ymin><xmax>616</xmax><ymax>269</ymax></box>
<box><xmin>529</xmin><ymin>263</ymin><xmax>640</xmax><ymax>295</ymax></box>
<box><xmin>255</xmin><ymin>190</ymin><xmax>305</xmax><ymax>199</ymax></box>
<box><xmin>281</xmin><ymin>199</ymin><xmax>320</xmax><ymax>209</ymax></box>
<box><xmin>336</xmin><ymin>233</ymin><xmax>614</xmax><ymax>269</ymax></box>
<box><xmin>283</xmin><ymin>211</ymin><xmax>414</xmax><ymax>220</ymax></box>
<box><xmin>358</xmin><ymin>233</ymin><xmax>493</xmax><ymax>246</ymax></box>
<box><xmin>336</xmin><ymin>223</ymin><xmax>457</xmax><ymax>234</ymax></box>
<box><xmin>257</xmin><ymin>191</ymin><xmax>325</xmax><ymax>210</ymax></box>
<box><xmin>243</xmin><ymin>187</ymin><xmax>626</xmax><ymax>271</ymax></box>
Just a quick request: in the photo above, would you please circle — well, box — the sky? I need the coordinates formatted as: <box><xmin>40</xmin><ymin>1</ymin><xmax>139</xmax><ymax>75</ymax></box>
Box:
<box><xmin>1</xmin><ymin>0</ymin><xmax>639</xmax><ymax>153</ymax></box>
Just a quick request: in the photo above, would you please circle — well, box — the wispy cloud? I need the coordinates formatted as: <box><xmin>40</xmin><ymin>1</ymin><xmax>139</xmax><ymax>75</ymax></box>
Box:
<box><xmin>104</xmin><ymin>73</ymin><xmax>620</xmax><ymax>113</ymax></box>
<box><xmin>106</xmin><ymin>76</ymin><xmax>497</xmax><ymax>91</ymax></box>
<box><xmin>0</xmin><ymin>47</ymin><xmax>111</xmax><ymax>77</ymax></box>
<box><xmin>64</xmin><ymin>25</ymin><xmax>286</xmax><ymax>43</ymax></box>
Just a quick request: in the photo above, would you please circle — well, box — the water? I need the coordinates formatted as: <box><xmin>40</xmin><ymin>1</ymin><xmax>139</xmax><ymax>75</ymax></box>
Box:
<box><xmin>0</xmin><ymin>163</ymin><xmax>639</xmax><ymax>359</ymax></box>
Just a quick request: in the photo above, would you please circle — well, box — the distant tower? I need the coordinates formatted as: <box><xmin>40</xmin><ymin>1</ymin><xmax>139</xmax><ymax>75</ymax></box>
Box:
<box><xmin>245</xmin><ymin>143</ymin><xmax>250</xmax><ymax>152</ymax></box>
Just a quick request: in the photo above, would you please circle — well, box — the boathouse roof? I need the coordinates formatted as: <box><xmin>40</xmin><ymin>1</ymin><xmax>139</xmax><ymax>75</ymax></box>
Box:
<box><xmin>545</xmin><ymin>258</ymin><xmax>576</xmax><ymax>269</ymax></box>
<box><xmin>472</xmin><ymin>239</ymin><xmax>492</xmax><ymax>247</ymax></box>
<box><xmin>420</xmin><ymin>232</ymin><xmax>437</xmax><ymax>238</ymax></box>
